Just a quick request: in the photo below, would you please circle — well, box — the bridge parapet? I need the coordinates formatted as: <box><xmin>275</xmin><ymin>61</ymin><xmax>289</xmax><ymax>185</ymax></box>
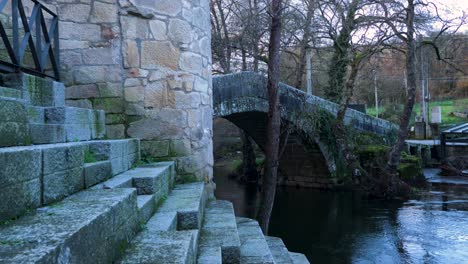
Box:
<box><xmin>213</xmin><ymin>72</ymin><xmax>397</xmax><ymax>136</ymax></box>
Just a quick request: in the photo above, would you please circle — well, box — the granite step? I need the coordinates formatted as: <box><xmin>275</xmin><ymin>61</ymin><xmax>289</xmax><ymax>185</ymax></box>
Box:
<box><xmin>236</xmin><ymin>217</ymin><xmax>275</xmax><ymax>264</ymax></box>
<box><xmin>156</xmin><ymin>182</ymin><xmax>207</xmax><ymax>230</ymax></box>
<box><xmin>0</xmin><ymin>188</ymin><xmax>139</xmax><ymax>263</ymax></box>
<box><xmin>198</xmin><ymin>200</ymin><xmax>241</xmax><ymax>264</ymax></box>
<box><xmin>118</xmin><ymin>229</ymin><xmax>199</xmax><ymax>264</ymax></box>
<box><xmin>118</xmin><ymin>182</ymin><xmax>207</xmax><ymax>263</ymax></box>
<box><xmin>0</xmin><ymin>139</ymin><xmax>140</xmax><ymax>222</ymax></box>
<box><xmin>91</xmin><ymin>162</ymin><xmax>176</xmax><ymax>224</ymax></box>
<box><xmin>265</xmin><ymin>236</ymin><xmax>293</xmax><ymax>264</ymax></box>
<box><xmin>288</xmin><ymin>252</ymin><xmax>310</xmax><ymax>264</ymax></box>
<box><xmin>0</xmin><ymin>86</ymin><xmax>22</xmax><ymax>99</ymax></box>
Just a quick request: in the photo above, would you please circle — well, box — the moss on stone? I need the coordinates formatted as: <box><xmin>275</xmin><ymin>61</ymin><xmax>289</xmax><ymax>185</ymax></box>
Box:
<box><xmin>84</xmin><ymin>149</ymin><xmax>97</xmax><ymax>163</ymax></box>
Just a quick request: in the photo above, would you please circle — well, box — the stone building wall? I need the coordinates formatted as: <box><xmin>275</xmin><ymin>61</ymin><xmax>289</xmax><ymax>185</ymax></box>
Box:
<box><xmin>40</xmin><ymin>0</ymin><xmax>214</xmax><ymax>182</ymax></box>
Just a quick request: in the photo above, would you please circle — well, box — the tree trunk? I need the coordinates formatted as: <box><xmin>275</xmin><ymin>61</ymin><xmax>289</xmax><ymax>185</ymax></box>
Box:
<box><xmin>294</xmin><ymin>0</ymin><xmax>314</xmax><ymax>89</ymax></box>
<box><xmin>332</xmin><ymin>59</ymin><xmax>369</xmax><ymax>182</ymax></box>
<box><xmin>257</xmin><ymin>0</ymin><xmax>283</xmax><ymax>234</ymax></box>
<box><xmin>384</xmin><ymin>0</ymin><xmax>416</xmax><ymax>197</ymax></box>
<box><xmin>325</xmin><ymin>0</ymin><xmax>359</xmax><ymax>103</ymax></box>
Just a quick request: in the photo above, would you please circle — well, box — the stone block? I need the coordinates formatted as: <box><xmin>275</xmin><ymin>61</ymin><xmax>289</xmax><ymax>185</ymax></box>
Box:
<box><xmin>179</xmin><ymin>52</ymin><xmax>203</xmax><ymax>74</ymax></box>
<box><xmin>98</xmin><ymin>82</ymin><xmax>123</xmax><ymax>97</ymax></box>
<box><xmin>144</xmin><ymin>81</ymin><xmax>167</xmax><ymax>108</ymax></box>
<box><xmin>0</xmin><ymin>148</ymin><xmax>42</xmax><ymax>188</ymax></box>
<box><xmin>141</xmin><ymin>140</ymin><xmax>169</xmax><ymax>157</ymax></box>
<box><xmin>0</xmin><ymin>178</ymin><xmax>41</xmax><ymax>222</ymax></box>
<box><xmin>58</xmin><ymin>4</ymin><xmax>91</xmax><ymax>23</ymax></box>
<box><xmin>93</xmin><ymin>98</ymin><xmax>125</xmax><ymax>114</ymax></box>
<box><xmin>41</xmin><ymin>144</ymin><xmax>85</xmax><ymax>175</ymax></box>
<box><xmin>0</xmin><ymin>98</ymin><xmax>29</xmax><ymax>147</ymax></box>
<box><xmin>27</xmin><ymin>106</ymin><xmax>45</xmax><ymax>123</ymax></box>
<box><xmin>120</xmin><ymin>15</ymin><xmax>149</xmax><ymax>39</ymax></box>
<box><xmin>149</xmin><ymin>20</ymin><xmax>167</xmax><ymax>40</ymax></box>
<box><xmin>92</xmin><ymin>110</ymin><xmax>107</xmax><ymax>139</ymax></box>
<box><xmin>170</xmin><ymin>139</ymin><xmax>191</xmax><ymax>156</ymax></box>
<box><xmin>141</xmin><ymin>41</ymin><xmax>179</xmax><ymax>70</ymax></box>
<box><xmin>82</xmin><ymin>47</ymin><xmax>116</xmax><ymax>65</ymax></box>
<box><xmin>90</xmin><ymin>1</ymin><xmax>118</xmax><ymax>23</ymax></box>
<box><xmin>65</xmin><ymin>123</ymin><xmax>92</xmax><ymax>141</ymax></box>
<box><xmin>0</xmin><ymin>188</ymin><xmax>138</xmax><ymax>263</ymax></box>
<box><xmin>66</xmin><ymin>84</ymin><xmax>100</xmax><ymax>99</ymax></box>
<box><xmin>123</xmin><ymin>40</ymin><xmax>140</xmax><ymax>68</ymax></box>
<box><xmin>106</xmin><ymin>124</ymin><xmax>126</xmax><ymax>139</ymax></box>
<box><xmin>74</xmin><ymin>66</ymin><xmax>107</xmax><ymax>84</ymax></box>
<box><xmin>106</xmin><ymin>113</ymin><xmax>126</xmax><ymax>125</ymax></box>
<box><xmin>60</xmin><ymin>21</ymin><xmax>102</xmax><ymax>42</ymax></box>
<box><xmin>0</xmin><ymin>86</ymin><xmax>22</xmax><ymax>99</ymax></box>
<box><xmin>124</xmin><ymin>86</ymin><xmax>144</xmax><ymax>102</ymax></box>
<box><xmin>66</xmin><ymin>99</ymin><xmax>93</xmax><ymax>109</ymax></box>
<box><xmin>29</xmin><ymin>123</ymin><xmax>65</xmax><ymax>144</ymax></box>
<box><xmin>168</xmin><ymin>19</ymin><xmax>192</xmax><ymax>44</ymax></box>
<box><xmin>84</xmin><ymin>161</ymin><xmax>112</xmax><ymax>188</ymax></box>
<box><xmin>43</xmin><ymin>167</ymin><xmax>84</xmax><ymax>204</ymax></box>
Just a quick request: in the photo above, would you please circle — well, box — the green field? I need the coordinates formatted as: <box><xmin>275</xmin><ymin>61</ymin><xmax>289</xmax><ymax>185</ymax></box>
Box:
<box><xmin>366</xmin><ymin>98</ymin><xmax>467</xmax><ymax>125</ymax></box>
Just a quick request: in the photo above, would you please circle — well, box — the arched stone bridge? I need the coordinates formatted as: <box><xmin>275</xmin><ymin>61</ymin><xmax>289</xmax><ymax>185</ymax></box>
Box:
<box><xmin>213</xmin><ymin>72</ymin><xmax>397</xmax><ymax>188</ymax></box>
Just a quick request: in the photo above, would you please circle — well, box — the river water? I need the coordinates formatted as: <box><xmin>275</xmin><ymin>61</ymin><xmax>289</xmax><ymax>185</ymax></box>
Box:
<box><xmin>214</xmin><ymin>165</ymin><xmax>468</xmax><ymax>264</ymax></box>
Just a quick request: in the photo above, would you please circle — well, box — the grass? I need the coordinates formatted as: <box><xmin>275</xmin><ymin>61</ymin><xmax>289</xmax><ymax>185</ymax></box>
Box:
<box><xmin>366</xmin><ymin>98</ymin><xmax>467</xmax><ymax>125</ymax></box>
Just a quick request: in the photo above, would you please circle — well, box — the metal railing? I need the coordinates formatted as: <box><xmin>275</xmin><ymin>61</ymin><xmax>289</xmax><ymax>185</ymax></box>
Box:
<box><xmin>0</xmin><ymin>0</ymin><xmax>59</xmax><ymax>80</ymax></box>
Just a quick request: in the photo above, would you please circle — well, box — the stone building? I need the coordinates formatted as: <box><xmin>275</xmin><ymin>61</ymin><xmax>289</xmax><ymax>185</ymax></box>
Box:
<box><xmin>40</xmin><ymin>0</ymin><xmax>214</xmax><ymax>182</ymax></box>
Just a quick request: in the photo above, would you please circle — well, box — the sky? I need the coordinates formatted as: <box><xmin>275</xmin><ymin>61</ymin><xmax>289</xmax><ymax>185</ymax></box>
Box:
<box><xmin>432</xmin><ymin>0</ymin><xmax>467</xmax><ymax>32</ymax></box>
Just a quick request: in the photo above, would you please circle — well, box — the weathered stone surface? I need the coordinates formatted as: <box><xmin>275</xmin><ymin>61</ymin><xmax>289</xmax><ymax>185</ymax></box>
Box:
<box><xmin>124</xmin><ymin>40</ymin><xmax>140</xmax><ymax>68</ymax></box>
<box><xmin>0</xmin><ymin>188</ymin><xmax>138</xmax><ymax>264</ymax></box>
<box><xmin>58</xmin><ymin>3</ymin><xmax>90</xmax><ymax>23</ymax></box>
<box><xmin>93</xmin><ymin>98</ymin><xmax>125</xmax><ymax>113</ymax></box>
<box><xmin>84</xmin><ymin>160</ymin><xmax>112</xmax><ymax>188</ymax></box>
<box><xmin>141</xmin><ymin>41</ymin><xmax>179</xmax><ymax>70</ymax></box>
<box><xmin>90</xmin><ymin>1</ymin><xmax>118</xmax><ymax>23</ymax></box>
<box><xmin>141</xmin><ymin>140</ymin><xmax>169</xmax><ymax>157</ymax></box>
<box><xmin>179</xmin><ymin>52</ymin><xmax>203</xmax><ymax>73</ymax></box>
<box><xmin>157</xmin><ymin>182</ymin><xmax>206</xmax><ymax>230</ymax></box>
<box><xmin>98</xmin><ymin>82</ymin><xmax>123</xmax><ymax>97</ymax></box>
<box><xmin>107</xmin><ymin>124</ymin><xmax>126</xmax><ymax>139</ymax></box>
<box><xmin>43</xmin><ymin>167</ymin><xmax>84</xmax><ymax>204</ymax></box>
<box><xmin>0</xmin><ymin>178</ymin><xmax>41</xmax><ymax>222</ymax></box>
<box><xmin>65</xmin><ymin>84</ymin><xmax>99</xmax><ymax>99</ymax></box>
<box><xmin>74</xmin><ymin>66</ymin><xmax>107</xmax><ymax>84</ymax></box>
<box><xmin>289</xmin><ymin>252</ymin><xmax>310</xmax><ymax>264</ymax></box>
<box><xmin>120</xmin><ymin>15</ymin><xmax>149</xmax><ymax>39</ymax></box>
<box><xmin>125</xmin><ymin>86</ymin><xmax>144</xmax><ymax>102</ymax></box>
<box><xmin>119</xmin><ymin>230</ymin><xmax>197</xmax><ymax>264</ymax></box>
<box><xmin>137</xmin><ymin>194</ymin><xmax>156</xmax><ymax>224</ymax></box>
<box><xmin>60</xmin><ymin>22</ymin><xmax>102</xmax><ymax>42</ymax></box>
<box><xmin>236</xmin><ymin>217</ymin><xmax>275</xmax><ymax>264</ymax></box>
<box><xmin>265</xmin><ymin>236</ymin><xmax>294</xmax><ymax>264</ymax></box>
<box><xmin>29</xmin><ymin>123</ymin><xmax>66</xmax><ymax>144</ymax></box>
<box><xmin>0</xmin><ymin>98</ymin><xmax>29</xmax><ymax>147</ymax></box>
<box><xmin>168</xmin><ymin>19</ymin><xmax>192</xmax><ymax>44</ymax></box>
<box><xmin>42</xmin><ymin>144</ymin><xmax>85</xmax><ymax>175</ymax></box>
<box><xmin>82</xmin><ymin>47</ymin><xmax>116</xmax><ymax>65</ymax></box>
<box><xmin>198</xmin><ymin>200</ymin><xmax>240</xmax><ymax>264</ymax></box>
<box><xmin>133</xmin><ymin>0</ymin><xmax>182</xmax><ymax>17</ymax></box>
<box><xmin>144</xmin><ymin>81</ymin><xmax>167</xmax><ymax>108</ymax></box>
<box><xmin>149</xmin><ymin>20</ymin><xmax>167</xmax><ymax>40</ymax></box>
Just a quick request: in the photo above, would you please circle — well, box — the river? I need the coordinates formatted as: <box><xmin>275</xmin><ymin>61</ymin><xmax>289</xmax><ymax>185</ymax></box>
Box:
<box><xmin>214</xmin><ymin>165</ymin><xmax>468</xmax><ymax>264</ymax></box>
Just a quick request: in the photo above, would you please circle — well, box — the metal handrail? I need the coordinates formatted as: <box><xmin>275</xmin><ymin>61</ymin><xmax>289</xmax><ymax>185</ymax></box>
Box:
<box><xmin>0</xmin><ymin>0</ymin><xmax>59</xmax><ymax>80</ymax></box>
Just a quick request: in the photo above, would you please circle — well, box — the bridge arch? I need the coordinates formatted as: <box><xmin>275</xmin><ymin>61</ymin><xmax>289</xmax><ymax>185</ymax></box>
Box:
<box><xmin>213</xmin><ymin>72</ymin><xmax>397</xmax><ymax>188</ymax></box>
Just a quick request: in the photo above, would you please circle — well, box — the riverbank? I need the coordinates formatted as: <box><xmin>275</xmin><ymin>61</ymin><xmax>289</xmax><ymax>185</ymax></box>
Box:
<box><xmin>214</xmin><ymin>162</ymin><xmax>468</xmax><ymax>263</ymax></box>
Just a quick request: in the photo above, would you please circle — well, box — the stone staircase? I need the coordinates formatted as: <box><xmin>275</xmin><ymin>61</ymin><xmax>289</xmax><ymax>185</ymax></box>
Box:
<box><xmin>0</xmin><ymin>74</ymin><xmax>308</xmax><ymax>263</ymax></box>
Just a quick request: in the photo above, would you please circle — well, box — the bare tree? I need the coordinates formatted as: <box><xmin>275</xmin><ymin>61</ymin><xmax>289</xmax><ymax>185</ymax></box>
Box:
<box><xmin>257</xmin><ymin>0</ymin><xmax>284</xmax><ymax>234</ymax></box>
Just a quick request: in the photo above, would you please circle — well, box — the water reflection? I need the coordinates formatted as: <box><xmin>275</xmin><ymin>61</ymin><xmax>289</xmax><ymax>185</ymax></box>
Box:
<box><xmin>214</xmin><ymin>165</ymin><xmax>468</xmax><ymax>264</ymax></box>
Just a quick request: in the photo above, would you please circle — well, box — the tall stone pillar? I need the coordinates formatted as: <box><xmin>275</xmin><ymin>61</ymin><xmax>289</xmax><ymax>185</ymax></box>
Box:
<box><xmin>120</xmin><ymin>0</ymin><xmax>214</xmax><ymax>183</ymax></box>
